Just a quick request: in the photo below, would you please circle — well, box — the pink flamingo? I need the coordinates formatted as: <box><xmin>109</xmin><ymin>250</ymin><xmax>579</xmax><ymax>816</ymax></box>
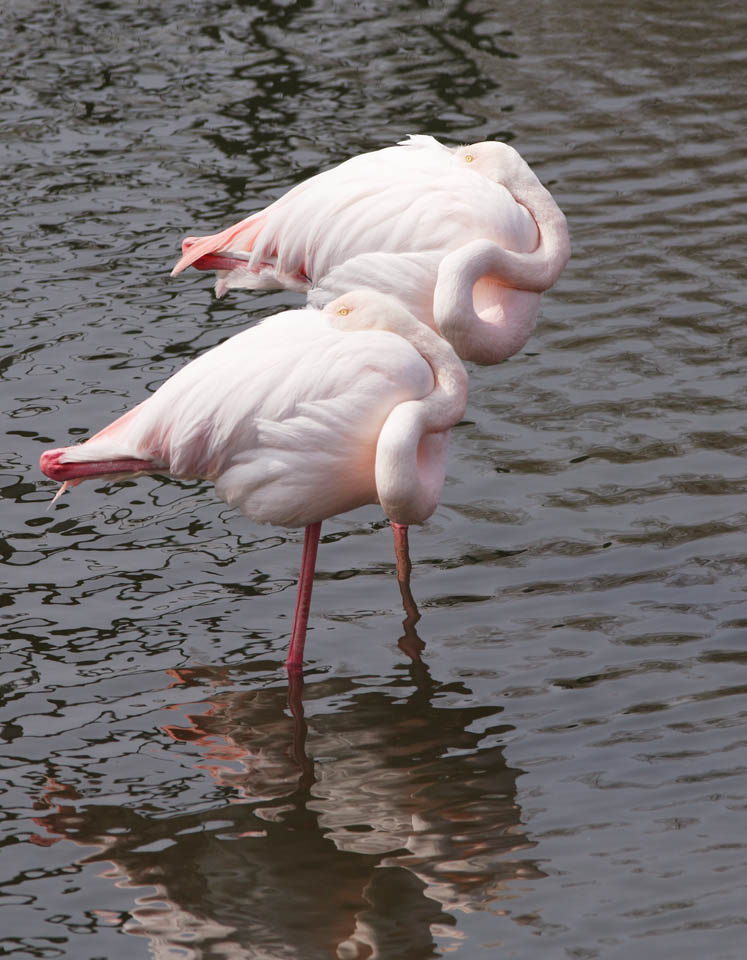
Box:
<box><xmin>39</xmin><ymin>291</ymin><xmax>468</xmax><ymax>671</ymax></box>
<box><xmin>171</xmin><ymin>136</ymin><xmax>570</xmax><ymax>365</ymax></box>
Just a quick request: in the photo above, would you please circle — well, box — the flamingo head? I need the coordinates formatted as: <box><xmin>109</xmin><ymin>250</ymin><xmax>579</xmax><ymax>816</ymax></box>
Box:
<box><xmin>325</xmin><ymin>289</ymin><xmax>417</xmax><ymax>334</ymax></box>
<box><xmin>453</xmin><ymin>140</ymin><xmax>521</xmax><ymax>182</ymax></box>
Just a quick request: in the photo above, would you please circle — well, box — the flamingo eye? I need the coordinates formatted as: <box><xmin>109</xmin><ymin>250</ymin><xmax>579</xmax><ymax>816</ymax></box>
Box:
<box><xmin>464</xmin><ymin>153</ymin><xmax>474</xmax><ymax>163</ymax></box>
<box><xmin>337</xmin><ymin>307</ymin><xmax>350</xmax><ymax>316</ymax></box>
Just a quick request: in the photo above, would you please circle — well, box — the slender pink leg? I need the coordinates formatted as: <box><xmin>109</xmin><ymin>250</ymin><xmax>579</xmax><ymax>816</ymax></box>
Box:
<box><xmin>391</xmin><ymin>521</ymin><xmax>410</xmax><ymax>583</ymax></box>
<box><xmin>391</xmin><ymin>522</ymin><xmax>424</xmax><ymax>660</ymax></box>
<box><xmin>285</xmin><ymin>521</ymin><xmax>322</xmax><ymax>672</ymax></box>
<box><xmin>391</xmin><ymin>522</ymin><xmax>417</xmax><ymax>615</ymax></box>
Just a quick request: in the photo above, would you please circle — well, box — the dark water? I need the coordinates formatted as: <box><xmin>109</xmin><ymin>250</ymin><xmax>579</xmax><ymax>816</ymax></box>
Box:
<box><xmin>2</xmin><ymin>1</ymin><xmax>746</xmax><ymax>957</ymax></box>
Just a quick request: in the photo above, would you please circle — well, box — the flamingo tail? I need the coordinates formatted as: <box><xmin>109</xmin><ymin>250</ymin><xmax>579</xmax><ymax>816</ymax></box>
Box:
<box><xmin>171</xmin><ymin>213</ymin><xmax>268</xmax><ymax>276</ymax></box>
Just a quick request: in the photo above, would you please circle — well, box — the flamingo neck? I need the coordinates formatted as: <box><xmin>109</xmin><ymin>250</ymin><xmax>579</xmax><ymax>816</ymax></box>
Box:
<box><xmin>374</xmin><ymin>322</ymin><xmax>468</xmax><ymax>525</ymax></box>
<box><xmin>434</xmin><ymin>146</ymin><xmax>570</xmax><ymax>365</ymax></box>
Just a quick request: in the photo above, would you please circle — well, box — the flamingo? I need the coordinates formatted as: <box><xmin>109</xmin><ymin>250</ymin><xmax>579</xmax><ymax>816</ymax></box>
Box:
<box><xmin>39</xmin><ymin>290</ymin><xmax>468</xmax><ymax>671</ymax></box>
<box><xmin>171</xmin><ymin>136</ymin><xmax>570</xmax><ymax>365</ymax></box>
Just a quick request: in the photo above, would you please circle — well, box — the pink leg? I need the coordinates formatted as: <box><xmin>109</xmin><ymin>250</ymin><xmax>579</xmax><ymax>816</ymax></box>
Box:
<box><xmin>285</xmin><ymin>521</ymin><xmax>322</xmax><ymax>672</ymax></box>
<box><xmin>391</xmin><ymin>522</ymin><xmax>411</xmax><ymax>584</ymax></box>
<box><xmin>391</xmin><ymin>522</ymin><xmax>424</xmax><ymax>660</ymax></box>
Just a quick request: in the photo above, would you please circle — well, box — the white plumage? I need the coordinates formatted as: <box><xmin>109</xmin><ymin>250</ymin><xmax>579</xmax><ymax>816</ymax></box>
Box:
<box><xmin>172</xmin><ymin>136</ymin><xmax>570</xmax><ymax>365</ymax></box>
<box><xmin>49</xmin><ymin>304</ymin><xmax>455</xmax><ymax>523</ymax></box>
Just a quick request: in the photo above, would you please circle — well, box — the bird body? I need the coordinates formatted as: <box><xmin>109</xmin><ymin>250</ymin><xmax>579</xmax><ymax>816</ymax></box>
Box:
<box><xmin>41</xmin><ymin>296</ymin><xmax>466</xmax><ymax>528</ymax></box>
<box><xmin>54</xmin><ymin>319</ymin><xmax>400</xmax><ymax>523</ymax></box>
<box><xmin>172</xmin><ymin>136</ymin><xmax>536</xmax><ymax>291</ymax></box>
<box><xmin>172</xmin><ymin>136</ymin><xmax>570</xmax><ymax>365</ymax></box>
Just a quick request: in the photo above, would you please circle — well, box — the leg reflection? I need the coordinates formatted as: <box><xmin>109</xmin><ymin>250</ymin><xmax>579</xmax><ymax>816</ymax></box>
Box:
<box><xmin>287</xmin><ymin>667</ymin><xmax>315</xmax><ymax>790</ymax></box>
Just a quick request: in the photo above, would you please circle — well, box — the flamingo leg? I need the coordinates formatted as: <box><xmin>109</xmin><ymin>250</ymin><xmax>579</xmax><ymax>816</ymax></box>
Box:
<box><xmin>391</xmin><ymin>522</ymin><xmax>424</xmax><ymax>660</ymax></box>
<box><xmin>286</xmin><ymin>668</ymin><xmax>316</xmax><ymax>789</ymax></box>
<box><xmin>391</xmin><ymin>522</ymin><xmax>416</xmax><ymax>613</ymax></box>
<box><xmin>285</xmin><ymin>521</ymin><xmax>322</xmax><ymax>672</ymax></box>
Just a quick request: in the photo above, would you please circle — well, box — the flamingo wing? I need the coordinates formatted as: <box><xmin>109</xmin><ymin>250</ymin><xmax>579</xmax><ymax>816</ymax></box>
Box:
<box><xmin>45</xmin><ymin>311</ymin><xmax>435</xmax><ymax>529</ymax></box>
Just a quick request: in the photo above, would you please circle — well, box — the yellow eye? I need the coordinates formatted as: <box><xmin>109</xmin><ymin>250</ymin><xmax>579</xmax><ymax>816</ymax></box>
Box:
<box><xmin>464</xmin><ymin>153</ymin><xmax>474</xmax><ymax>163</ymax></box>
<box><xmin>337</xmin><ymin>307</ymin><xmax>350</xmax><ymax>316</ymax></box>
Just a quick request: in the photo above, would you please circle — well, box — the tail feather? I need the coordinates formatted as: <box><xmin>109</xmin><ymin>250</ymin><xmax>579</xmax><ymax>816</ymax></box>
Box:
<box><xmin>40</xmin><ymin>400</ymin><xmax>158</xmax><ymax>491</ymax></box>
<box><xmin>39</xmin><ymin>448</ymin><xmax>157</xmax><ymax>483</ymax></box>
<box><xmin>171</xmin><ymin>213</ymin><xmax>267</xmax><ymax>277</ymax></box>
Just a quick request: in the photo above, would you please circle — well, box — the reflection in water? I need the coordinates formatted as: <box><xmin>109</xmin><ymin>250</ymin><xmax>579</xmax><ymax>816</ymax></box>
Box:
<box><xmin>31</xmin><ymin>666</ymin><xmax>539</xmax><ymax>959</ymax></box>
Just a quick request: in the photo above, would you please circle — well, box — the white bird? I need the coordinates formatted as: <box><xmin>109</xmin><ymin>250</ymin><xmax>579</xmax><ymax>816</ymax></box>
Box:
<box><xmin>171</xmin><ymin>136</ymin><xmax>570</xmax><ymax>365</ymax></box>
<box><xmin>39</xmin><ymin>291</ymin><xmax>469</xmax><ymax>670</ymax></box>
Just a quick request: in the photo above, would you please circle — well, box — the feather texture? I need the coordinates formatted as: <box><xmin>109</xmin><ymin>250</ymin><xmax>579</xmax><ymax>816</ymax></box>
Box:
<box><xmin>40</xmin><ymin>293</ymin><xmax>468</xmax><ymax>529</ymax></box>
<box><xmin>172</xmin><ymin>136</ymin><xmax>569</xmax><ymax>365</ymax></box>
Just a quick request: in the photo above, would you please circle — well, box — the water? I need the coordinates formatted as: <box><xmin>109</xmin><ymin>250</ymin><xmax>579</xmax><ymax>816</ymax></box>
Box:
<box><xmin>1</xmin><ymin>0</ymin><xmax>745</xmax><ymax>957</ymax></box>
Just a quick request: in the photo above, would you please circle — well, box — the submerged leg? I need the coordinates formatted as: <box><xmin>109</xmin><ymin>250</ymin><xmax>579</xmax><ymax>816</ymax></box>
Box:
<box><xmin>286</xmin><ymin>668</ymin><xmax>315</xmax><ymax>789</ymax></box>
<box><xmin>285</xmin><ymin>521</ymin><xmax>322</xmax><ymax>672</ymax></box>
<box><xmin>391</xmin><ymin>522</ymin><xmax>424</xmax><ymax>660</ymax></box>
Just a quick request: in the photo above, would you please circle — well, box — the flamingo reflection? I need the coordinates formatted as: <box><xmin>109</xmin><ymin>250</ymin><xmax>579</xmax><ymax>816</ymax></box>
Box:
<box><xmin>31</xmin><ymin>665</ymin><xmax>542</xmax><ymax>958</ymax></box>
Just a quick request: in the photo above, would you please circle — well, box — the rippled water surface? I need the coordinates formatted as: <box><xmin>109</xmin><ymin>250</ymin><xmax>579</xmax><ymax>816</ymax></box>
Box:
<box><xmin>2</xmin><ymin>1</ymin><xmax>746</xmax><ymax>957</ymax></box>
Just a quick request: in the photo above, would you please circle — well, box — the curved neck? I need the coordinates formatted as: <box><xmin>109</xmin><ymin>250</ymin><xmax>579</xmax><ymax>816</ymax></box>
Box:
<box><xmin>373</xmin><ymin>322</ymin><xmax>468</xmax><ymax>525</ymax></box>
<box><xmin>434</xmin><ymin>147</ymin><xmax>570</xmax><ymax>365</ymax></box>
